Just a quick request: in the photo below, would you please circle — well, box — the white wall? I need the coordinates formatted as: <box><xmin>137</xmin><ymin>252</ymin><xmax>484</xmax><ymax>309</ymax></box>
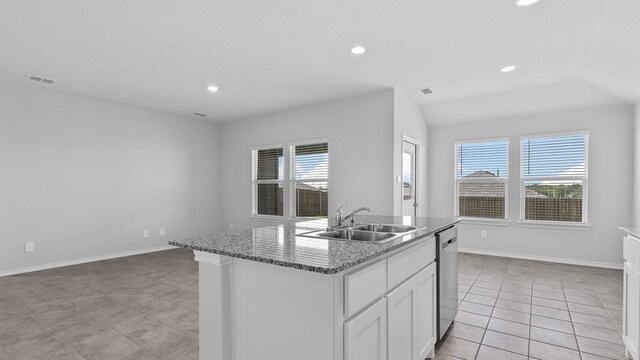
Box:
<box><xmin>218</xmin><ymin>90</ymin><xmax>395</xmax><ymax>230</ymax></box>
<box><xmin>0</xmin><ymin>81</ymin><xmax>222</xmax><ymax>273</ymax></box>
<box><xmin>393</xmin><ymin>90</ymin><xmax>429</xmax><ymax>217</ymax></box>
<box><xmin>428</xmin><ymin>104</ymin><xmax>634</xmax><ymax>267</ymax></box>
<box><xmin>634</xmin><ymin>103</ymin><xmax>640</xmax><ymax>227</ymax></box>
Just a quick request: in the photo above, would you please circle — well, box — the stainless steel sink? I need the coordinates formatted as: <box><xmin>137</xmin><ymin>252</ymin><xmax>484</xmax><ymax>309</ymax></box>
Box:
<box><xmin>299</xmin><ymin>223</ymin><xmax>420</xmax><ymax>243</ymax></box>
<box><xmin>314</xmin><ymin>229</ymin><xmax>395</xmax><ymax>242</ymax></box>
<box><xmin>353</xmin><ymin>224</ymin><xmax>417</xmax><ymax>233</ymax></box>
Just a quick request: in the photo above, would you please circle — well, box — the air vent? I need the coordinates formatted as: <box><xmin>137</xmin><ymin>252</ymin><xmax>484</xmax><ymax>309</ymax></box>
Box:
<box><xmin>193</xmin><ymin>112</ymin><xmax>207</xmax><ymax>117</ymax></box>
<box><xmin>26</xmin><ymin>74</ymin><xmax>55</xmax><ymax>85</ymax></box>
<box><xmin>418</xmin><ymin>87</ymin><xmax>434</xmax><ymax>95</ymax></box>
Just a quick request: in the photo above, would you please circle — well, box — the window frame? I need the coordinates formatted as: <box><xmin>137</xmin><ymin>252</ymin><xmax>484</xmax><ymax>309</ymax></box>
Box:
<box><xmin>518</xmin><ymin>130</ymin><xmax>589</xmax><ymax>227</ymax></box>
<box><xmin>289</xmin><ymin>138</ymin><xmax>329</xmax><ymax>220</ymax></box>
<box><xmin>251</xmin><ymin>144</ymin><xmax>285</xmax><ymax>220</ymax></box>
<box><xmin>453</xmin><ymin>137</ymin><xmax>510</xmax><ymax>222</ymax></box>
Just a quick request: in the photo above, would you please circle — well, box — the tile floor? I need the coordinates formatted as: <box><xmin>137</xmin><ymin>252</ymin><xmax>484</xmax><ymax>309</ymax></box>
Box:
<box><xmin>0</xmin><ymin>249</ymin><xmax>198</xmax><ymax>360</ymax></box>
<box><xmin>0</xmin><ymin>249</ymin><xmax>628</xmax><ymax>360</ymax></box>
<box><xmin>435</xmin><ymin>253</ymin><xmax>627</xmax><ymax>360</ymax></box>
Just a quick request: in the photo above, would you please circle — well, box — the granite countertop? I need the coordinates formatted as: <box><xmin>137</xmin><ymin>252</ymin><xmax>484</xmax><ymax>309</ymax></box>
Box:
<box><xmin>620</xmin><ymin>227</ymin><xmax>640</xmax><ymax>238</ymax></box>
<box><xmin>169</xmin><ymin>215</ymin><xmax>459</xmax><ymax>274</ymax></box>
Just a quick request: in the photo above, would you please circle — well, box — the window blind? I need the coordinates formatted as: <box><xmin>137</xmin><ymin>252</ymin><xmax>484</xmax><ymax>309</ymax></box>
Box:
<box><xmin>292</xmin><ymin>142</ymin><xmax>328</xmax><ymax>218</ymax></box>
<box><xmin>521</xmin><ymin>134</ymin><xmax>587</xmax><ymax>223</ymax></box>
<box><xmin>455</xmin><ymin>141</ymin><xmax>508</xmax><ymax>219</ymax></box>
<box><xmin>253</xmin><ymin>148</ymin><xmax>283</xmax><ymax>216</ymax></box>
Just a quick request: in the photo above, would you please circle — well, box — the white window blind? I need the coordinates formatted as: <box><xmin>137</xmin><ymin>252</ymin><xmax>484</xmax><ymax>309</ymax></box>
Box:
<box><xmin>252</xmin><ymin>147</ymin><xmax>284</xmax><ymax>216</ymax></box>
<box><xmin>455</xmin><ymin>140</ymin><xmax>508</xmax><ymax>219</ymax></box>
<box><xmin>291</xmin><ymin>142</ymin><xmax>328</xmax><ymax>218</ymax></box>
<box><xmin>521</xmin><ymin>133</ymin><xmax>588</xmax><ymax>223</ymax></box>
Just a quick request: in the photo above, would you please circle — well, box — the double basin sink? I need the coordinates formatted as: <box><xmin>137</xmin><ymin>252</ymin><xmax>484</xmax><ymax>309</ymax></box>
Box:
<box><xmin>300</xmin><ymin>224</ymin><xmax>418</xmax><ymax>244</ymax></box>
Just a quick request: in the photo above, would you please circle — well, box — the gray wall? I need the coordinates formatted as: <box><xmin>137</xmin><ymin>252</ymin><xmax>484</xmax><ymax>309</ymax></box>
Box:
<box><xmin>0</xmin><ymin>81</ymin><xmax>222</xmax><ymax>273</ymax></box>
<box><xmin>428</xmin><ymin>104</ymin><xmax>634</xmax><ymax>267</ymax></box>
<box><xmin>218</xmin><ymin>90</ymin><xmax>395</xmax><ymax>230</ymax></box>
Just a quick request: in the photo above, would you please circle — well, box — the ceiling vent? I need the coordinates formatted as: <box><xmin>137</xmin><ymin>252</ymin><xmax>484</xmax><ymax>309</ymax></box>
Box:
<box><xmin>193</xmin><ymin>112</ymin><xmax>207</xmax><ymax>117</ymax></box>
<box><xmin>26</xmin><ymin>74</ymin><xmax>55</xmax><ymax>85</ymax></box>
<box><xmin>418</xmin><ymin>87</ymin><xmax>434</xmax><ymax>95</ymax></box>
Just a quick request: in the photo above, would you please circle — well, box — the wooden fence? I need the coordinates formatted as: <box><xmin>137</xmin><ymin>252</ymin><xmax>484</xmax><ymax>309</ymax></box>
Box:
<box><xmin>459</xmin><ymin>196</ymin><xmax>582</xmax><ymax>222</ymax></box>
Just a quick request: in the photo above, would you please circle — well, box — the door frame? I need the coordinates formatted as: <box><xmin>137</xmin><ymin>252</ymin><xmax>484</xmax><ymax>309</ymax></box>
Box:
<box><xmin>401</xmin><ymin>135</ymin><xmax>420</xmax><ymax>217</ymax></box>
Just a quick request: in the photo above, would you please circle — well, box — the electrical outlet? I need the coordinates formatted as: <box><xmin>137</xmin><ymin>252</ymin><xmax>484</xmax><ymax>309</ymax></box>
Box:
<box><xmin>143</xmin><ymin>229</ymin><xmax>149</xmax><ymax>238</ymax></box>
<box><xmin>160</xmin><ymin>228</ymin><xmax>166</xmax><ymax>236</ymax></box>
<box><xmin>229</xmin><ymin>223</ymin><xmax>234</xmax><ymax>230</ymax></box>
<box><xmin>25</xmin><ymin>242</ymin><xmax>34</xmax><ymax>253</ymax></box>
<box><xmin>480</xmin><ymin>230</ymin><xmax>487</xmax><ymax>239</ymax></box>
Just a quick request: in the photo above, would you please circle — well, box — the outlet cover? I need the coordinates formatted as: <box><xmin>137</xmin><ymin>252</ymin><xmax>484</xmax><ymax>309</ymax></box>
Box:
<box><xmin>143</xmin><ymin>229</ymin><xmax>149</xmax><ymax>238</ymax></box>
<box><xmin>160</xmin><ymin>228</ymin><xmax>166</xmax><ymax>236</ymax></box>
<box><xmin>480</xmin><ymin>230</ymin><xmax>487</xmax><ymax>239</ymax></box>
<box><xmin>25</xmin><ymin>242</ymin><xmax>35</xmax><ymax>252</ymax></box>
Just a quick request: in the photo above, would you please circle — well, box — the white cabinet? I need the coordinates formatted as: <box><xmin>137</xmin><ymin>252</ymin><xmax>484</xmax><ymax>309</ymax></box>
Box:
<box><xmin>387</xmin><ymin>276</ymin><xmax>417</xmax><ymax>360</ymax></box>
<box><xmin>345</xmin><ymin>297</ymin><xmax>387</xmax><ymax>360</ymax></box>
<box><xmin>624</xmin><ymin>260</ymin><xmax>640</xmax><ymax>360</ymax></box>
<box><xmin>415</xmin><ymin>263</ymin><xmax>437</xmax><ymax>360</ymax></box>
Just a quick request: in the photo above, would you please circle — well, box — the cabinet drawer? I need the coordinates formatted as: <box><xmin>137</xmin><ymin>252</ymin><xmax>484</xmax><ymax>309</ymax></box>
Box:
<box><xmin>345</xmin><ymin>259</ymin><xmax>387</xmax><ymax>318</ymax></box>
<box><xmin>625</xmin><ymin>235</ymin><xmax>640</xmax><ymax>271</ymax></box>
<box><xmin>387</xmin><ymin>238</ymin><xmax>435</xmax><ymax>290</ymax></box>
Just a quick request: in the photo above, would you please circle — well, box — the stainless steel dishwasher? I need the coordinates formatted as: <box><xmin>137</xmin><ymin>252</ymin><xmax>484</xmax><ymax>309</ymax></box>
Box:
<box><xmin>436</xmin><ymin>226</ymin><xmax>458</xmax><ymax>340</ymax></box>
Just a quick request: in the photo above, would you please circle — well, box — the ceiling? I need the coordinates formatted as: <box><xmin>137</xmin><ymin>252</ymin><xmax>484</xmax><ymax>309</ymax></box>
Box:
<box><xmin>0</xmin><ymin>0</ymin><xmax>638</xmax><ymax>122</ymax></box>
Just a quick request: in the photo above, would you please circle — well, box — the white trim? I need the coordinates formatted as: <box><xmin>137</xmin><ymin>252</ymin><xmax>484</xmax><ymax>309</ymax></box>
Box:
<box><xmin>0</xmin><ymin>245</ymin><xmax>174</xmax><ymax>277</ymax></box>
<box><xmin>288</xmin><ymin>137</ymin><xmax>329</xmax><ymax>147</ymax></box>
<box><xmin>459</xmin><ymin>218</ymin><xmax>511</xmax><ymax>227</ymax></box>
<box><xmin>401</xmin><ymin>135</ymin><xmax>420</xmax><ymax>217</ymax></box>
<box><xmin>289</xmin><ymin>140</ymin><xmax>329</xmax><ymax>219</ymax></box>
<box><xmin>519</xmin><ymin>129</ymin><xmax>590</xmax><ymax>140</ymax></box>
<box><xmin>250</xmin><ymin>143</ymin><xmax>285</xmax><ymax>151</ymax></box>
<box><xmin>459</xmin><ymin>247</ymin><xmax>623</xmax><ymax>270</ymax></box>
<box><xmin>517</xmin><ymin>220</ymin><xmax>591</xmax><ymax>231</ymax></box>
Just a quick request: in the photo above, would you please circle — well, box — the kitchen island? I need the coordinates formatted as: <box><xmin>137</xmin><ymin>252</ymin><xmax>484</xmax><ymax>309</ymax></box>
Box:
<box><xmin>170</xmin><ymin>215</ymin><xmax>459</xmax><ymax>360</ymax></box>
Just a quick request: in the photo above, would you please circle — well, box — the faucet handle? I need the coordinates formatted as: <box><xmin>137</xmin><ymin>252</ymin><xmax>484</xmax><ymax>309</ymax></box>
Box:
<box><xmin>336</xmin><ymin>201</ymin><xmax>349</xmax><ymax>213</ymax></box>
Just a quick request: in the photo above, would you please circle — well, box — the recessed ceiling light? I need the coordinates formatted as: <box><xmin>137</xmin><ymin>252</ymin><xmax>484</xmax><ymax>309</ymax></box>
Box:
<box><xmin>516</xmin><ymin>0</ymin><xmax>539</xmax><ymax>6</ymax></box>
<box><xmin>207</xmin><ymin>85</ymin><xmax>219</xmax><ymax>92</ymax></box>
<box><xmin>500</xmin><ymin>65</ymin><xmax>517</xmax><ymax>73</ymax></box>
<box><xmin>350</xmin><ymin>46</ymin><xmax>366</xmax><ymax>55</ymax></box>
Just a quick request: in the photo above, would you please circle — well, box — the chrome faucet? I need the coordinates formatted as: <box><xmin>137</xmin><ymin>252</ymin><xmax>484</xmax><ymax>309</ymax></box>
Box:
<box><xmin>335</xmin><ymin>201</ymin><xmax>371</xmax><ymax>227</ymax></box>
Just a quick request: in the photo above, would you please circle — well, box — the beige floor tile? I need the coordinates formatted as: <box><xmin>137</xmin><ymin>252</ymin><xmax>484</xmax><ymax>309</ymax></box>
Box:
<box><xmin>126</xmin><ymin>322</ymin><xmax>197</xmax><ymax>358</ymax></box>
<box><xmin>570</xmin><ymin>312</ymin><xmax>618</xmax><ymax>330</ymax></box>
<box><xmin>532</xmin><ymin>296</ymin><xmax>568</xmax><ymax>310</ymax></box>
<box><xmin>531</xmin><ymin>315</ymin><xmax>574</xmax><ymax>334</ymax></box>
<box><xmin>476</xmin><ymin>345</ymin><xmax>527</xmax><ymax>360</ymax></box>
<box><xmin>568</xmin><ymin>303</ymin><xmax>611</xmax><ymax>318</ymax></box>
<box><xmin>459</xmin><ymin>301</ymin><xmax>493</xmax><ymax>316</ymax></box>
<box><xmin>531</xmin><ymin>305</ymin><xmax>571</xmax><ymax>321</ymax></box>
<box><xmin>495</xmin><ymin>299</ymin><xmax>530</xmax><ymax>313</ymax></box>
<box><xmin>533</xmin><ymin>289</ymin><xmax>566</xmax><ymax>301</ymax></box>
<box><xmin>455</xmin><ymin>310</ymin><xmax>490</xmax><ymax>328</ymax></box>
<box><xmin>565</xmin><ymin>294</ymin><xmax>604</xmax><ymax>307</ymax></box>
<box><xmin>448</xmin><ymin>322</ymin><xmax>485</xmax><ymax>343</ymax></box>
<box><xmin>576</xmin><ymin>336</ymin><xmax>627</xmax><ymax>359</ymax></box>
<box><xmin>492</xmin><ymin>307</ymin><xmax>530</xmax><ymax>325</ymax></box>
<box><xmin>3</xmin><ymin>332</ymin><xmax>84</xmax><ymax>360</ymax></box>
<box><xmin>468</xmin><ymin>286</ymin><xmax>499</xmax><ymax>298</ymax></box>
<box><xmin>482</xmin><ymin>330</ymin><xmax>528</xmax><ymax>355</ymax></box>
<box><xmin>498</xmin><ymin>291</ymin><xmax>531</xmax><ymax>304</ymax></box>
<box><xmin>438</xmin><ymin>336</ymin><xmax>479</xmax><ymax>360</ymax></box>
<box><xmin>529</xmin><ymin>326</ymin><xmax>578</xmax><ymax>350</ymax></box>
<box><xmin>573</xmin><ymin>323</ymin><xmax>624</xmax><ymax>345</ymax></box>
<box><xmin>487</xmin><ymin>318</ymin><xmax>529</xmax><ymax>339</ymax></box>
<box><xmin>529</xmin><ymin>340</ymin><xmax>581</xmax><ymax>360</ymax></box>
<box><xmin>463</xmin><ymin>293</ymin><xmax>497</xmax><ymax>306</ymax></box>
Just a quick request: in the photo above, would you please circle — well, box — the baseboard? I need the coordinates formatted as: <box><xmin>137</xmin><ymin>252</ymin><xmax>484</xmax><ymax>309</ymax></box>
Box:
<box><xmin>0</xmin><ymin>245</ymin><xmax>176</xmax><ymax>277</ymax></box>
<box><xmin>458</xmin><ymin>247</ymin><xmax>623</xmax><ymax>270</ymax></box>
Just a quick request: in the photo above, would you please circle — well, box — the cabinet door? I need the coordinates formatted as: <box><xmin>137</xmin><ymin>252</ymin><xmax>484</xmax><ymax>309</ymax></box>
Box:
<box><xmin>415</xmin><ymin>263</ymin><xmax>437</xmax><ymax>360</ymax></box>
<box><xmin>345</xmin><ymin>298</ymin><xmax>387</xmax><ymax>360</ymax></box>
<box><xmin>387</xmin><ymin>277</ymin><xmax>417</xmax><ymax>360</ymax></box>
<box><xmin>624</xmin><ymin>261</ymin><xmax>640</xmax><ymax>360</ymax></box>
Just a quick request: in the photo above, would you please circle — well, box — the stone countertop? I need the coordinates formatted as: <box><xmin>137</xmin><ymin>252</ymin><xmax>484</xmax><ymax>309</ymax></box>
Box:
<box><xmin>620</xmin><ymin>227</ymin><xmax>640</xmax><ymax>239</ymax></box>
<box><xmin>169</xmin><ymin>215</ymin><xmax>459</xmax><ymax>274</ymax></box>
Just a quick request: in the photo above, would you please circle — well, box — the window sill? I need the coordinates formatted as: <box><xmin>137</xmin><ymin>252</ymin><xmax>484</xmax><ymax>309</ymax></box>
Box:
<box><xmin>517</xmin><ymin>221</ymin><xmax>591</xmax><ymax>231</ymax></box>
<box><xmin>458</xmin><ymin>218</ymin><xmax>511</xmax><ymax>227</ymax></box>
<box><xmin>250</xmin><ymin>215</ymin><xmax>286</xmax><ymax>223</ymax></box>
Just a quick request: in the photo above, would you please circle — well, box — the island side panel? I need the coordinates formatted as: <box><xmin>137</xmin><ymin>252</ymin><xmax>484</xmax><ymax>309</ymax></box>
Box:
<box><xmin>194</xmin><ymin>251</ymin><xmax>234</xmax><ymax>360</ymax></box>
<box><xmin>233</xmin><ymin>258</ymin><xmax>335</xmax><ymax>360</ymax></box>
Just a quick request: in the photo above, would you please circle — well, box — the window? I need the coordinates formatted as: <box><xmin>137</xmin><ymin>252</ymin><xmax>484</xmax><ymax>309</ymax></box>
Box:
<box><xmin>291</xmin><ymin>142</ymin><xmax>328</xmax><ymax>218</ymax></box>
<box><xmin>454</xmin><ymin>140</ymin><xmax>508</xmax><ymax>220</ymax></box>
<box><xmin>520</xmin><ymin>132</ymin><xmax>588</xmax><ymax>224</ymax></box>
<box><xmin>252</xmin><ymin>147</ymin><xmax>284</xmax><ymax>216</ymax></box>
